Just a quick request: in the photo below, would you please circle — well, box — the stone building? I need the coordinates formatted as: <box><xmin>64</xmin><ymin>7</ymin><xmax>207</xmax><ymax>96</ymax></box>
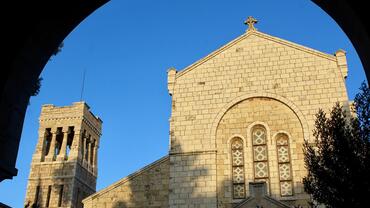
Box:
<box><xmin>24</xmin><ymin>101</ymin><xmax>102</xmax><ymax>208</ymax></box>
<box><xmin>27</xmin><ymin>16</ymin><xmax>350</xmax><ymax>208</ymax></box>
<box><xmin>82</xmin><ymin>17</ymin><xmax>350</xmax><ymax>207</ymax></box>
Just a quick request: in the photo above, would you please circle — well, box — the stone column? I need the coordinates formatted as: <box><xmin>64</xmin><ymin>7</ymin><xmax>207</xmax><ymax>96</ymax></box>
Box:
<box><xmin>57</xmin><ymin>129</ymin><xmax>68</xmax><ymax>161</ymax></box>
<box><xmin>34</xmin><ymin>128</ymin><xmax>47</xmax><ymax>162</ymax></box>
<box><xmin>45</xmin><ymin>129</ymin><xmax>57</xmax><ymax>162</ymax></box>
<box><xmin>93</xmin><ymin>144</ymin><xmax>98</xmax><ymax>174</ymax></box>
<box><xmin>90</xmin><ymin>141</ymin><xmax>95</xmax><ymax>165</ymax></box>
<box><xmin>89</xmin><ymin>139</ymin><xmax>95</xmax><ymax>172</ymax></box>
<box><xmin>68</xmin><ymin>128</ymin><xmax>81</xmax><ymax>162</ymax></box>
<box><xmin>78</xmin><ymin>130</ymin><xmax>85</xmax><ymax>163</ymax></box>
<box><xmin>87</xmin><ymin>139</ymin><xmax>92</xmax><ymax>168</ymax></box>
<box><xmin>83</xmin><ymin>135</ymin><xmax>88</xmax><ymax>166</ymax></box>
<box><xmin>40</xmin><ymin>129</ymin><xmax>49</xmax><ymax>155</ymax></box>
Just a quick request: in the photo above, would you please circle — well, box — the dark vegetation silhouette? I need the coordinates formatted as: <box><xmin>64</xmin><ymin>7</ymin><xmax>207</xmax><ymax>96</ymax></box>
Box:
<box><xmin>303</xmin><ymin>82</ymin><xmax>370</xmax><ymax>208</ymax></box>
<box><xmin>29</xmin><ymin>42</ymin><xmax>63</xmax><ymax>99</ymax></box>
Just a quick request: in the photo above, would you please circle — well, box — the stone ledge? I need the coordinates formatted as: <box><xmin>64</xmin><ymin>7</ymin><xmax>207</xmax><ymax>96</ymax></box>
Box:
<box><xmin>169</xmin><ymin>150</ymin><xmax>217</xmax><ymax>156</ymax></box>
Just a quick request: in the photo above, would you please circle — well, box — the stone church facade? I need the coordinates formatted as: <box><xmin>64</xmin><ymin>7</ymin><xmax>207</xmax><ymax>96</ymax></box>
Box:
<box><xmin>83</xmin><ymin>17</ymin><xmax>350</xmax><ymax>208</ymax></box>
<box><xmin>26</xmin><ymin>17</ymin><xmax>350</xmax><ymax>207</ymax></box>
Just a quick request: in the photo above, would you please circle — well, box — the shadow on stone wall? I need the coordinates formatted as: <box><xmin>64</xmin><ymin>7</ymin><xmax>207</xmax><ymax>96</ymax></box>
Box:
<box><xmin>83</xmin><ymin>137</ymin><xmax>212</xmax><ymax>208</ymax></box>
<box><xmin>169</xmin><ymin>138</ymin><xmax>213</xmax><ymax>207</ymax></box>
<box><xmin>84</xmin><ymin>131</ymin><xmax>309</xmax><ymax>207</ymax></box>
<box><xmin>112</xmin><ymin>201</ymin><xmax>128</xmax><ymax>208</ymax></box>
<box><xmin>27</xmin><ymin>161</ymin><xmax>86</xmax><ymax>208</ymax></box>
<box><xmin>53</xmin><ymin>163</ymin><xmax>76</xmax><ymax>207</ymax></box>
<box><xmin>24</xmin><ymin>178</ymin><xmax>42</xmax><ymax>208</ymax></box>
<box><xmin>84</xmin><ymin>138</ymin><xmax>308</xmax><ymax>208</ymax></box>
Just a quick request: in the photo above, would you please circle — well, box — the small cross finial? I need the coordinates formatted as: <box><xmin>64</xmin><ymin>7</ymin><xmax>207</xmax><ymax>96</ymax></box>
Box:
<box><xmin>244</xmin><ymin>16</ymin><xmax>258</xmax><ymax>31</ymax></box>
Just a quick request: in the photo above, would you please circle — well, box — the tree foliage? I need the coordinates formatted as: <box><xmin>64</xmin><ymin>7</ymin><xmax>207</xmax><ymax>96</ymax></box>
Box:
<box><xmin>30</xmin><ymin>77</ymin><xmax>43</xmax><ymax>97</ymax></box>
<box><xmin>29</xmin><ymin>42</ymin><xmax>63</xmax><ymax>101</ymax></box>
<box><xmin>303</xmin><ymin>82</ymin><xmax>370</xmax><ymax>208</ymax></box>
<box><xmin>51</xmin><ymin>42</ymin><xmax>64</xmax><ymax>57</ymax></box>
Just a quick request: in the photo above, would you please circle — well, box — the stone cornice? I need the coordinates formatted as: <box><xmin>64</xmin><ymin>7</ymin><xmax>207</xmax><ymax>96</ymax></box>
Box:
<box><xmin>169</xmin><ymin>149</ymin><xmax>217</xmax><ymax>156</ymax></box>
<box><xmin>39</xmin><ymin>116</ymin><xmax>83</xmax><ymax>122</ymax></box>
<box><xmin>82</xmin><ymin>117</ymin><xmax>102</xmax><ymax>137</ymax></box>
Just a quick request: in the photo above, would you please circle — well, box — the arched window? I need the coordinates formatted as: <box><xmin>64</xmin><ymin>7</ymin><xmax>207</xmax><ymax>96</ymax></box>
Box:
<box><xmin>231</xmin><ymin>137</ymin><xmax>245</xmax><ymax>199</ymax></box>
<box><xmin>252</xmin><ymin>126</ymin><xmax>269</xmax><ymax>185</ymax></box>
<box><xmin>276</xmin><ymin>133</ymin><xmax>293</xmax><ymax>196</ymax></box>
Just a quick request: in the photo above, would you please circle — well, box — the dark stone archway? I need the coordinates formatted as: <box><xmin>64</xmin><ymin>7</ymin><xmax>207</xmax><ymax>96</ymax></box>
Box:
<box><xmin>0</xmin><ymin>0</ymin><xmax>109</xmax><ymax>181</ymax></box>
<box><xmin>0</xmin><ymin>0</ymin><xmax>369</xmax><ymax>183</ymax></box>
<box><xmin>313</xmin><ymin>0</ymin><xmax>370</xmax><ymax>82</ymax></box>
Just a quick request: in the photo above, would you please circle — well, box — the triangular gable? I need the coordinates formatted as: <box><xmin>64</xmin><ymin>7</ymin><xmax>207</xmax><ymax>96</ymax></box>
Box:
<box><xmin>176</xmin><ymin>30</ymin><xmax>337</xmax><ymax>79</ymax></box>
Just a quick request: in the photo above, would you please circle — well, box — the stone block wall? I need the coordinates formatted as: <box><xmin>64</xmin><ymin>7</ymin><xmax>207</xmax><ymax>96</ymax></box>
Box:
<box><xmin>168</xmin><ymin>29</ymin><xmax>349</xmax><ymax>207</ymax></box>
<box><xmin>169</xmin><ymin>152</ymin><xmax>217</xmax><ymax>207</ymax></box>
<box><xmin>83</xmin><ymin>156</ymin><xmax>169</xmax><ymax>208</ymax></box>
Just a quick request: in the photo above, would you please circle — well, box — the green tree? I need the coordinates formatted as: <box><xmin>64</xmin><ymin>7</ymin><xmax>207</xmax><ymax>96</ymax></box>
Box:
<box><xmin>303</xmin><ymin>82</ymin><xmax>370</xmax><ymax>208</ymax></box>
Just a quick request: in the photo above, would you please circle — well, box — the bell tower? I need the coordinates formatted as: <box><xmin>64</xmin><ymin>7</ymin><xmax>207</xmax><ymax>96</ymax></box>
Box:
<box><xmin>24</xmin><ymin>101</ymin><xmax>102</xmax><ymax>208</ymax></box>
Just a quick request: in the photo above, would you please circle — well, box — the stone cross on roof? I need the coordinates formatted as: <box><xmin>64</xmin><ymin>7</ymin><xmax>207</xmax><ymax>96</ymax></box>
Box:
<box><xmin>244</xmin><ymin>16</ymin><xmax>258</xmax><ymax>31</ymax></box>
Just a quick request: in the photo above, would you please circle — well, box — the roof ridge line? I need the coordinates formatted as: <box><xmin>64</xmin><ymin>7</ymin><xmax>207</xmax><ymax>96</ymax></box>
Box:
<box><xmin>82</xmin><ymin>155</ymin><xmax>169</xmax><ymax>202</ymax></box>
<box><xmin>252</xmin><ymin>30</ymin><xmax>337</xmax><ymax>61</ymax></box>
<box><xmin>175</xmin><ymin>30</ymin><xmax>337</xmax><ymax>79</ymax></box>
<box><xmin>176</xmin><ymin>32</ymin><xmax>251</xmax><ymax>78</ymax></box>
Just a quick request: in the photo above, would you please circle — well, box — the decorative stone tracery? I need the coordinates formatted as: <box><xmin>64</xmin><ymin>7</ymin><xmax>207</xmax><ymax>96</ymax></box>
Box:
<box><xmin>231</xmin><ymin>137</ymin><xmax>245</xmax><ymax>199</ymax></box>
<box><xmin>252</xmin><ymin>126</ymin><xmax>269</xmax><ymax>179</ymax></box>
<box><xmin>276</xmin><ymin>133</ymin><xmax>293</xmax><ymax>196</ymax></box>
<box><xmin>251</xmin><ymin>125</ymin><xmax>270</xmax><ymax>192</ymax></box>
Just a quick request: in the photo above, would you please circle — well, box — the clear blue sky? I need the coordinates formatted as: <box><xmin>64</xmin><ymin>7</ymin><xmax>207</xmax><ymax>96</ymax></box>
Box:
<box><xmin>0</xmin><ymin>0</ymin><xmax>367</xmax><ymax>207</ymax></box>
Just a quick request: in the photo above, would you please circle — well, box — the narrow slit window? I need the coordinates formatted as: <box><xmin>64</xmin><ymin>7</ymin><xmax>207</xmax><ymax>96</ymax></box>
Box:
<box><xmin>76</xmin><ymin>188</ymin><xmax>80</xmax><ymax>208</ymax></box>
<box><xmin>34</xmin><ymin>185</ymin><xmax>40</xmax><ymax>205</ymax></box>
<box><xmin>85</xmin><ymin>135</ymin><xmax>91</xmax><ymax>161</ymax></box>
<box><xmin>58</xmin><ymin>185</ymin><xmax>64</xmax><ymax>207</ymax></box>
<box><xmin>81</xmin><ymin>130</ymin><xmax>86</xmax><ymax>162</ymax></box>
<box><xmin>231</xmin><ymin>137</ymin><xmax>245</xmax><ymax>199</ymax></box>
<box><xmin>46</xmin><ymin>185</ymin><xmax>52</xmax><ymax>207</ymax></box>
<box><xmin>90</xmin><ymin>139</ymin><xmax>95</xmax><ymax>165</ymax></box>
